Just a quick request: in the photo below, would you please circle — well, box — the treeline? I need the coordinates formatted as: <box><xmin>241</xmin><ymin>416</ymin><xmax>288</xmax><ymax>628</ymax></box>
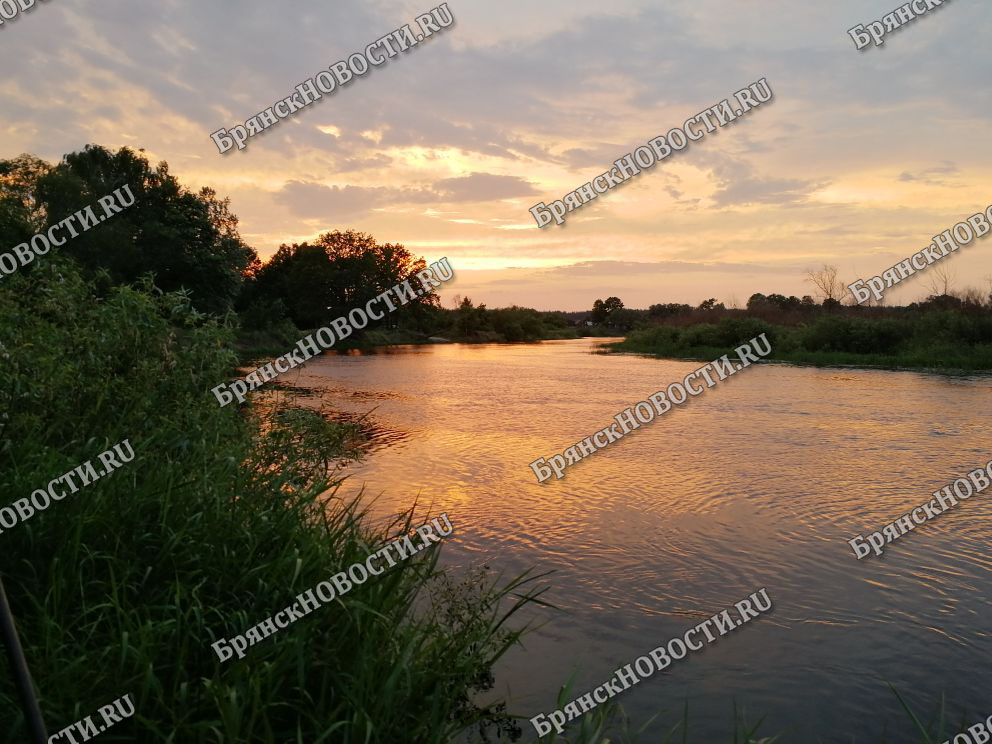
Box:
<box><xmin>242</xmin><ymin>250</ymin><xmax>580</xmax><ymax>346</ymax></box>
<box><xmin>1</xmin><ymin>145</ymin><xmax>441</xmax><ymax>341</ymax></box>
<box><xmin>1</xmin><ymin>144</ymin><xmax>574</xmax><ymax>351</ymax></box>
<box><xmin>412</xmin><ymin>296</ymin><xmax>577</xmax><ymax>343</ymax></box>
<box><xmin>586</xmin><ymin>288</ymin><xmax>992</xmax><ymax>332</ymax></box>
<box><xmin>586</xmin><ymin>259</ymin><xmax>992</xmax><ymax>370</ymax></box>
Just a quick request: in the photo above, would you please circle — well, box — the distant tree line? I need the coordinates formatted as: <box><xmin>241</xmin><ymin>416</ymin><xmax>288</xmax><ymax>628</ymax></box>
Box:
<box><xmin>591</xmin><ymin>265</ymin><xmax>992</xmax><ymax>368</ymax></box>
<box><xmin>585</xmin><ymin>262</ymin><xmax>992</xmax><ymax>336</ymax></box>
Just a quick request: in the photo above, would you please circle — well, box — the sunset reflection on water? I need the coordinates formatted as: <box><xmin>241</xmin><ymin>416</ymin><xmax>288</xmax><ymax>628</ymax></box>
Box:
<box><xmin>278</xmin><ymin>338</ymin><xmax>992</xmax><ymax>742</ymax></box>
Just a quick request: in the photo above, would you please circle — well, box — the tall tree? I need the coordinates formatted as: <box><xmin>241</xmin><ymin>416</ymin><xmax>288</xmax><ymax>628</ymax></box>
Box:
<box><xmin>0</xmin><ymin>154</ymin><xmax>51</xmax><ymax>246</ymax></box>
<box><xmin>247</xmin><ymin>230</ymin><xmax>437</xmax><ymax>330</ymax></box>
<box><xmin>33</xmin><ymin>145</ymin><xmax>257</xmax><ymax>314</ymax></box>
<box><xmin>804</xmin><ymin>264</ymin><xmax>846</xmax><ymax>305</ymax></box>
<box><xmin>591</xmin><ymin>296</ymin><xmax>624</xmax><ymax>324</ymax></box>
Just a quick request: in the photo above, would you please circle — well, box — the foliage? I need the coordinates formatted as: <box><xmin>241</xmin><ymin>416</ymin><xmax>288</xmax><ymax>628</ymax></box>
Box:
<box><xmin>9</xmin><ymin>145</ymin><xmax>258</xmax><ymax>314</ymax></box>
<box><xmin>591</xmin><ymin>297</ymin><xmax>625</xmax><ymax>325</ymax></box>
<box><xmin>614</xmin><ymin>312</ymin><xmax>992</xmax><ymax>370</ymax></box>
<box><xmin>0</xmin><ymin>257</ymin><xmax>544</xmax><ymax>743</ymax></box>
<box><xmin>244</xmin><ymin>230</ymin><xmax>436</xmax><ymax>330</ymax></box>
<box><xmin>0</xmin><ymin>153</ymin><xmax>52</xmax><ymax>244</ymax></box>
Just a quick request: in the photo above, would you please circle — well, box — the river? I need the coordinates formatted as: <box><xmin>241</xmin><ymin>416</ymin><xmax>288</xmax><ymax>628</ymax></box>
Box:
<box><xmin>276</xmin><ymin>337</ymin><xmax>992</xmax><ymax>742</ymax></box>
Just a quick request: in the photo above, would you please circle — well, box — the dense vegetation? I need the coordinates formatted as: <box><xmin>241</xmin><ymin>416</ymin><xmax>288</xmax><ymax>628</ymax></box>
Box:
<box><xmin>2</xmin><ymin>146</ymin><xmax>572</xmax><ymax>355</ymax></box>
<box><xmin>609</xmin><ymin>305</ymin><xmax>992</xmax><ymax>370</ymax></box>
<box><xmin>591</xmin><ymin>293</ymin><xmax>992</xmax><ymax>371</ymax></box>
<box><xmin>0</xmin><ymin>253</ymin><xmax>549</xmax><ymax>743</ymax></box>
<box><xmin>0</xmin><ymin>145</ymin><xmax>551</xmax><ymax>742</ymax></box>
<box><xmin>2</xmin><ymin>148</ymin><xmax>256</xmax><ymax>315</ymax></box>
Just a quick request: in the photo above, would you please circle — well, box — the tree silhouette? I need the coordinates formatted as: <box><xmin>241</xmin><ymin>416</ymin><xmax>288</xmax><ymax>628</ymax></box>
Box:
<box><xmin>591</xmin><ymin>296</ymin><xmax>624</xmax><ymax>324</ymax></box>
<box><xmin>25</xmin><ymin>145</ymin><xmax>257</xmax><ymax>313</ymax></box>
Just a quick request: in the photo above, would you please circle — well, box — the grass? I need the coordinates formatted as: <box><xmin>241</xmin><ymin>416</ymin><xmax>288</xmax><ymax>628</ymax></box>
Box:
<box><xmin>0</xmin><ymin>258</ymin><xmax>547</xmax><ymax>743</ymax></box>
<box><xmin>609</xmin><ymin>315</ymin><xmax>992</xmax><ymax>372</ymax></box>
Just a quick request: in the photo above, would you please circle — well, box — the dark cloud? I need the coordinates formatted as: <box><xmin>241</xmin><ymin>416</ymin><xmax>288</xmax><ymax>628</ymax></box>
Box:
<box><xmin>708</xmin><ymin>158</ymin><xmax>827</xmax><ymax>207</ymax></box>
<box><xmin>432</xmin><ymin>172</ymin><xmax>538</xmax><ymax>201</ymax></box>
<box><xmin>3</xmin><ymin>0</ymin><xmax>989</xmax><ymax>170</ymax></box>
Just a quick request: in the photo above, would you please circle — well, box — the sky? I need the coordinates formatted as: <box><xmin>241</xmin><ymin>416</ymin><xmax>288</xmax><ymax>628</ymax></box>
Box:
<box><xmin>1</xmin><ymin>0</ymin><xmax>990</xmax><ymax>310</ymax></box>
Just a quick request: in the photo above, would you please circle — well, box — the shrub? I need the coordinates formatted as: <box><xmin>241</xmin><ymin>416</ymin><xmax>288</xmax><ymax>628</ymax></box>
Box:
<box><xmin>0</xmin><ymin>257</ymin><xmax>540</xmax><ymax>743</ymax></box>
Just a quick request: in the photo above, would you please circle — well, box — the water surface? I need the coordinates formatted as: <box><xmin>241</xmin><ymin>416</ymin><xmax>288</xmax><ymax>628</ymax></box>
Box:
<box><xmin>277</xmin><ymin>338</ymin><xmax>992</xmax><ymax>742</ymax></box>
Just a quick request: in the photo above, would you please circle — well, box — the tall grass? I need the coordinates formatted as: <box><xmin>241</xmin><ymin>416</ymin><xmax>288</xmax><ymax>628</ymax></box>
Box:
<box><xmin>612</xmin><ymin>315</ymin><xmax>992</xmax><ymax>371</ymax></box>
<box><xmin>0</xmin><ymin>257</ymin><xmax>544</xmax><ymax>743</ymax></box>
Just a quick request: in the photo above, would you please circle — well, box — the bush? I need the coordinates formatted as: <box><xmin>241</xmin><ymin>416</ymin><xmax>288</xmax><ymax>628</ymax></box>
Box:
<box><xmin>800</xmin><ymin>316</ymin><xmax>906</xmax><ymax>354</ymax></box>
<box><xmin>0</xmin><ymin>257</ymin><xmax>540</xmax><ymax>743</ymax></box>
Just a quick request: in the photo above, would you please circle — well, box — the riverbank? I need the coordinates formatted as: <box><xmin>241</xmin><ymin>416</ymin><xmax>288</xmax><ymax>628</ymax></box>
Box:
<box><xmin>608</xmin><ymin>315</ymin><xmax>992</xmax><ymax>372</ymax></box>
<box><xmin>0</xmin><ymin>256</ymin><xmax>543</xmax><ymax>743</ymax></box>
<box><xmin>236</xmin><ymin>325</ymin><xmax>582</xmax><ymax>361</ymax></box>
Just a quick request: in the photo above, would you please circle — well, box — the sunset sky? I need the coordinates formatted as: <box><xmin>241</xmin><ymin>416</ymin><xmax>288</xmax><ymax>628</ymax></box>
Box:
<box><xmin>2</xmin><ymin>0</ymin><xmax>990</xmax><ymax>310</ymax></box>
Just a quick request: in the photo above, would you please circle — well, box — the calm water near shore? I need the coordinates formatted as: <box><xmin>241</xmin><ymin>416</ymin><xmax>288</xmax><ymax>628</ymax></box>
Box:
<box><xmin>276</xmin><ymin>338</ymin><xmax>992</xmax><ymax>742</ymax></box>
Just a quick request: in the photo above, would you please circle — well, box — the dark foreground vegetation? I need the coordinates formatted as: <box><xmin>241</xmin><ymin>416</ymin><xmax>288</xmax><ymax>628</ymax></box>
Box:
<box><xmin>0</xmin><ymin>145</ymin><xmax>555</xmax><ymax>742</ymax></box>
<box><xmin>1</xmin><ymin>144</ymin><xmax>984</xmax><ymax>742</ymax></box>
<box><xmin>0</xmin><ymin>255</ymin><xmax>549</xmax><ymax>743</ymax></box>
<box><xmin>240</xmin><ymin>235</ymin><xmax>579</xmax><ymax>350</ymax></box>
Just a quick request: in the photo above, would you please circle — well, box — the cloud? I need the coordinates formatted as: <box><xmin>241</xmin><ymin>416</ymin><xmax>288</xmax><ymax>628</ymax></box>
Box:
<box><xmin>708</xmin><ymin>158</ymin><xmax>827</xmax><ymax>208</ymax></box>
<box><xmin>432</xmin><ymin>172</ymin><xmax>539</xmax><ymax>202</ymax></box>
<box><xmin>897</xmin><ymin>161</ymin><xmax>962</xmax><ymax>187</ymax></box>
<box><xmin>274</xmin><ymin>181</ymin><xmax>433</xmax><ymax>219</ymax></box>
<box><xmin>3</xmin><ymin>0</ymin><xmax>991</xmax><ymax>304</ymax></box>
<box><xmin>275</xmin><ymin>171</ymin><xmax>538</xmax><ymax>220</ymax></box>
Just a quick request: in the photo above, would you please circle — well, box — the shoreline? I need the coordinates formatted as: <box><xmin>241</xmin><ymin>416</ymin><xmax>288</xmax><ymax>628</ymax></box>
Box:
<box><xmin>604</xmin><ymin>341</ymin><xmax>992</xmax><ymax>376</ymax></box>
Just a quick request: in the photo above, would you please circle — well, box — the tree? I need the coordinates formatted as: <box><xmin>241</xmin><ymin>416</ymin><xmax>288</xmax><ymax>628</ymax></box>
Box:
<box><xmin>805</xmin><ymin>265</ymin><xmax>846</xmax><ymax>305</ymax></box>
<box><xmin>32</xmin><ymin>145</ymin><xmax>257</xmax><ymax>314</ymax></box>
<box><xmin>959</xmin><ymin>286</ymin><xmax>986</xmax><ymax>309</ymax></box>
<box><xmin>591</xmin><ymin>296</ymin><xmax>624</xmax><ymax>324</ymax></box>
<box><xmin>746</xmin><ymin>293</ymin><xmax>768</xmax><ymax>312</ymax></box>
<box><xmin>454</xmin><ymin>296</ymin><xmax>488</xmax><ymax>337</ymax></box>
<box><xmin>247</xmin><ymin>230</ymin><xmax>436</xmax><ymax>330</ymax></box>
<box><xmin>0</xmin><ymin>154</ymin><xmax>51</xmax><ymax>244</ymax></box>
<box><xmin>648</xmin><ymin>302</ymin><xmax>692</xmax><ymax>318</ymax></box>
<box><xmin>922</xmin><ymin>264</ymin><xmax>955</xmax><ymax>299</ymax></box>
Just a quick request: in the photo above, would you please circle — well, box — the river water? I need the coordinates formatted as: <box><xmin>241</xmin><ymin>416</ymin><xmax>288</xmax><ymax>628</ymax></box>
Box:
<box><xmin>277</xmin><ymin>338</ymin><xmax>992</xmax><ymax>742</ymax></box>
